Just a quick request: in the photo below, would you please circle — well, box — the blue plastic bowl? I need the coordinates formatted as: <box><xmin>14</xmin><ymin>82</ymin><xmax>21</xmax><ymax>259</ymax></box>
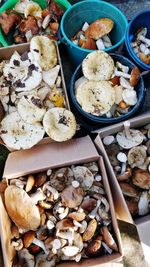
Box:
<box><xmin>60</xmin><ymin>0</ymin><xmax>128</xmax><ymax>66</ymax></box>
<box><xmin>70</xmin><ymin>53</ymin><xmax>145</xmax><ymax>124</ymax></box>
<box><xmin>125</xmin><ymin>10</ymin><xmax>150</xmax><ymax>71</ymax></box>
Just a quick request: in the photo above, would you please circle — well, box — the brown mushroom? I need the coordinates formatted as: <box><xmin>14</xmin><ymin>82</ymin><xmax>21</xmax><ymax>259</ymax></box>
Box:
<box><xmin>35</xmin><ymin>172</ymin><xmax>47</xmax><ymax>187</ymax></box>
<box><xmin>0</xmin><ymin>179</ymin><xmax>7</xmax><ymax>193</ymax></box>
<box><xmin>119</xmin><ymin>182</ymin><xmax>139</xmax><ymax>197</ymax></box>
<box><xmin>81</xmin><ymin>198</ymin><xmax>97</xmax><ymax>212</ymax></box>
<box><xmin>85</xmin><ymin>18</ymin><xmax>114</xmax><ymax>40</ymax></box>
<box><xmin>85</xmin><ymin>236</ymin><xmax>102</xmax><ymax>256</ymax></box>
<box><xmin>130</xmin><ymin>67</ymin><xmax>140</xmax><ymax>87</ymax></box>
<box><xmin>0</xmin><ymin>11</ymin><xmax>21</xmax><ymax>35</ymax></box>
<box><xmin>105</xmin><ymin>143</ymin><xmax>120</xmax><ymax>167</ymax></box>
<box><xmin>132</xmin><ymin>169</ymin><xmax>150</xmax><ymax>189</ymax></box>
<box><xmin>83</xmin><ymin>219</ymin><xmax>97</xmax><ymax>241</ymax></box>
<box><xmin>19</xmin><ymin>16</ymin><xmax>39</xmax><ymax>35</ymax></box>
<box><xmin>126</xmin><ymin>198</ymin><xmax>138</xmax><ymax>216</ymax></box>
<box><xmin>78</xmin><ymin>37</ymin><xmax>97</xmax><ymax>50</ymax></box>
<box><xmin>110</xmin><ymin>76</ymin><xmax>120</xmax><ymax>86</ymax></box>
<box><xmin>29</xmin><ymin>244</ymin><xmax>41</xmax><ymax>255</ymax></box>
<box><xmin>102</xmin><ymin>226</ymin><xmax>118</xmax><ymax>251</ymax></box>
<box><xmin>50</xmin><ymin>167</ymin><xmax>73</xmax><ymax>191</ymax></box>
<box><xmin>36</xmin><ymin>226</ymin><xmax>48</xmax><ymax>241</ymax></box>
<box><xmin>56</xmin><ymin>218</ymin><xmax>74</xmax><ymax>230</ymax></box>
<box><xmin>68</xmin><ymin>211</ymin><xmax>86</xmax><ymax>222</ymax></box>
<box><xmin>23</xmin><ymin>231</ymin><xmax>35</xmax><ymax>248</ymax></box>
<box><xmin>25</xmin><ymin>175</ymin><xmax>35</xmax><ymax>192</ymax></box>
<box><xmin>61</xmin><ymin>185</ymin><xmax>84</xmax><ymax>208</ymax></box>
<box><xmin>116</xmin><ymin>167</ymin><xmax>132</xmax><ymax>181</ymax></box>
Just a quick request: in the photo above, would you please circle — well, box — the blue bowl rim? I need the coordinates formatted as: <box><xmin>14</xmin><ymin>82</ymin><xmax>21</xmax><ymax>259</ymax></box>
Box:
<box><xmin>70</xmin><ymin>53</ymin><xmax>145</xmax><ymax>123</ymax></box>
<box><xmin>125</xmin><ymin>10</ymin><xmax>150</xmax><ymax>71</ymax></box>
<box><xmin>60</xmin><ymin>0</ymin><xmax>128</xmax><ymax>53</ymax></box>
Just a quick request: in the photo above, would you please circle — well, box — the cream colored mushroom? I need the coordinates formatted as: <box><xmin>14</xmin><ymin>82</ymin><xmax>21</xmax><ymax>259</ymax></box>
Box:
<box><xmin>128</xmin><ymin>146</ymin><xmax>147</xmax><ymax>168</ymax></box>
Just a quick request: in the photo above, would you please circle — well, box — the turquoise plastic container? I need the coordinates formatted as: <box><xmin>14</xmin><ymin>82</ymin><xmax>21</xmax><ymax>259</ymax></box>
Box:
<box><xmin>0</xmin><ymin>0</ymin><xmax>71</xmax><ymax>46</ymax></box>
<box><xmin>60</xmin><ymin>0</ymin><xmax>128</xmax><ymax>66</ymax></box>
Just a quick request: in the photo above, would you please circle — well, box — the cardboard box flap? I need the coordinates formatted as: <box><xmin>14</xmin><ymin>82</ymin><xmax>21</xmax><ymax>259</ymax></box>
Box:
<box><xmin>3</xmin><ymin>136</ymin><xmax>99</xmax><ymax>179</ymax></box>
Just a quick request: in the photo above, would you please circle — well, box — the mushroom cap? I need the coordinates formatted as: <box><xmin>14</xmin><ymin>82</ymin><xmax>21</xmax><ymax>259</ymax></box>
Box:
<box><xmin>116</xmin><ymin>129</ymin><xmax>144</xmax><ymax>149</ymax></box>
<box><xmin>85</xmin><ymin>18</ymin><xmax>114</xmax><ymax>40</ymax></box>
<box><xmin>122</xmin><ymin>89</ymin><xmax>137</xmax><ymax>106</ymax></box>
<box><xmin>5</xmin><ymin>185</ymin><xmax>40</xmax><ymax>230</ymax></box>
<box><xmin>50</xmin><ymin>167</ymin><xmax>73</xmax><ymax>191</ymax></box>
<box><xmin>128</xmin><ymin>146</ymin><xmax>147</xmax><ymax>168</ymax></box>
<box><xmin>72</xmin><ymin>166</ymin><xmax>94</xmax><ymax>189</ymax></box>
<box><xmin>132</xmin><ymin>169</ymin><xmax>150</xmax><ymax>189</ymax></box>
<box><xmin>61</xmin><ymin>185</ymin><xmax>84</xmax><ymax>208</ymax></box>
<box><xmin>119</xmin><ymin>182</ymin><xmax>138</xmax><ymax>197</ymax></box>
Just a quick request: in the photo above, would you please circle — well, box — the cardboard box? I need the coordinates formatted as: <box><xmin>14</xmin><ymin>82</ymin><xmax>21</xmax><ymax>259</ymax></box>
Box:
<box><xmin>0</xmin><ymin>42</ymin><xmax>70</xmax><ymax>148</ymax></box>
<box><xmin>0</xmin><ymin>136</ymin><xmax>122</xmax><ymax>267</ymax></box>
<box><xmin>94</xmin><ymin>112</ymin><xmax>150</xmax><ymax>224</ymax></box>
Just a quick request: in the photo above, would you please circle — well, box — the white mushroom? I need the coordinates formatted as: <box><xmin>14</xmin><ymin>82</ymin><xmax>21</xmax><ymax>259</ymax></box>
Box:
<box><xmin>11</xmin><ymin>239</ymin><xmax>23</xmax><ymax>251</ymax></box>
<box><xmin>120</xmin><ymin>77</ymin><xmax>134</xmax><ymax>89</ymax></box>
<box><xmin>139</xmin><ymin>35</ymin><xmax>150</xmax><ymax>47</ymax></box>
<box><xmin>103</xmin><ymin>135</ymin><xmax>115</xmax><ymax>146</ymax></box>
<box><xmin>72</xmin><ymin>166</ymin><xmax>94</xmax><ymax>189</ymax></box>
<box><xmin>42</xmin><ymin>14</ymin><xmax>51</xmax><ymax>29</ymax></box>
<box><xmin>114</xmin><ymin>69</ymin><xmax>131</xmax><ymax>79</ymax></box>
<box><xmin>72</xmin><ymin>180</ymin><xmax>80</xmax><ymax>188</ymax></box>
<box><xmin>30</xmin><ymin>188</ymin><xmax>46</xmax><ymax>204</ymax></box>
<box><xmin>117</xmin><ymin>152</ymin><xmax>127</xmax><ymax>174</ymax></box>
<box><xmin>122</xmin><ymin>88</ymin><xmax>137</xmax><ymax>106</ymax></box>
<box><xmin>10</xmin><ymin>178</ymin><xmax>26</xmax><ymax>189</ymax></box>
<box><xmin>96</xmin><ymin>39</ymin><xmax>105</xmax><ymax>50</ymax></box>
<box><xmin>43</xmin><ymin>182</ymin><xmax>59</xmax><ymax>201</ymax></box>
<box><xmin>138</xmin><ymin>191</ymin><xmax>150</xmax><ymax>216</ymax></box>
<box><xmin>82</xmin><ymin>22</ymin><xmax>89</xmax><ymax>31</ymax></box>
<box><xmin>136</xmin><ymin>27</ymin><xmax>147</xmax><ymax>40</ymax></box>
<box><xmin>116</xmin><ymin>121</ymin><xmax>144</xmax><ymax>149</ymax></box>
<box><xmin>89</xmin><ymin>199</ymin><xmax>101</xmax><ymax>219</ymax></box>
<box><xmin>98</xmin><ymin>196</ymin><xmax>110</xmax><ymax>220</ymax></box>
<box><xmin>139</xmin><ymin>44</ymin><xmax>150</xmax><ymax>56</ymax></box>
<box><xmin>47</xmin><ymin>220</ymin><xmax>55</xmax><ymax>230</ymax></box>
<box><xmin>95</xmin><ymin>174</ymin><xmax>102</xmax><ymax>181</ymax></box>
<box><xmin>62</xmin><ymin>246</ymin><xmax>79</xmax><ymax>257</ymax></box>
<box><xmin>79</xmin><ymin>220</ymin><xmax>87</xmax><ymax>234</ymax></box>
<box><xmin>114</xmin><ymin>85</ymin><xmax>123</xmax><ymax>104</ymax></box>
<box><xmin>116</xmin><ymin>61</ymin><xmax>129</xmax><ymax>73</ymax></box>
<box><xmin>128</xmin><ymin>146</ymin><xmax>147</xmax><ymax>168</ymax></box>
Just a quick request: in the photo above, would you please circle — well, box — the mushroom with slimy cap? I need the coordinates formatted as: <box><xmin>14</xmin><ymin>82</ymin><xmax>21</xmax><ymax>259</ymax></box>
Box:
<box><xmin>116</xmin><ymin>121</ymin><xmax>144</xmax><ymax>149</ymax></box>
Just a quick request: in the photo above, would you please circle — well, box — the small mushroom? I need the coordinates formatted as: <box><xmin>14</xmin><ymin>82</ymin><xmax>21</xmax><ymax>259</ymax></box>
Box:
<box><xmin>56</xmin><ymin>218</ymin><xmax>74</xmax><ymax>230</ymax></box>
<box><xmin>117</xmin><ymin>152</ymin><xmax>127</xmax><ymax>174</ymax></box>
<box><xmin>138</xmin><ymin>191</ymin><xmax>150</xmax><ymax>216</ymax></box>
<box><xmin>62</xmin><ymin>246</ymin><xmax>79</xmax><ymax>257</ymax></box>
<box><xmin>83</xmin><ymin>162</ymin><xmax>99</xmax><ymax>175</ymax></box>
<box><xmin>83</xmin><ymin>219</ymin><xmax>97</xmax><ymax>241</ymax></box>
<box><xmin>68</xmin><ymin>211</ymin><xmax>86</xmax><ymax>222</ymax></box>
<box><xmin>114</xmin><ymin>69</ymin><xmax>131</xmax><ymax>79</ymax></box>
<box><xmin>110</xmin><ymin>76</ymin><xmax>120</xmax><ymax>87</ymax></box>
<box><xmin>98</xmin><ymin>197</ymin><xmax>110</xmax><ymax>220</ymax></box>
<box><xmin>81</xmin><ymin>198</ymin><xmax>97</xmax><ymax>212</ymax></box>
<box><xmin>35</xmin><ymin>172</ymin><xmax>47</xmax><ymax>187</ymax></box>
<box><xmin>96</xmin><ymin>38</ymin><xmax>105</xmax><ymax>50</ymax></box>
<box><xmin>128</xmin><ymin>146</ymin><xmax>147</xmax><ymax>168</ymax></box>
<box><xmin>30</xmin><ymin>188</ymin><xmax>46</xmax><ymax>204</ymax></box>
<box><xmin>130</xmin><ymin>67</ymin><xmax>140</xmax><ymax>87</ymax></box>
<box><xmin>103</xmin><ymin>135</ymin><xmax>115</xmax><ymax>146</ymax></box>
<box><xmin>116</xmin><ymin>61</ymin><xmax>129</xmax><ymax>73</ymax></box>
<box><xmin>43</xmin><ymin>182</ymin><xmax>59</xmax><ymax>201</ymax></box>
<box><xmin>11</xmin><ymin>239</ymin><xmax>23</xmax><ymax>251</ymax></box>
<box><xmin>72</xmin><ymin>166</ymin><xmax>94</xmax><ymax>189</ymax></box>
<box><xmin>139</xmin><ymin>35</ymin><xmax>150</xmax><ymax>47</ymax></box>
<box><xmin>36</xmin><ymin>226</ymin><xmax>48</xmax><ymax>241</ymax></box>
<box><xmin>105</xmin><ymin>143</ymin><xmax>120</xmax><ymax>166</ymax></box>
<box><xmin>116</xmin><ymin>167</ymin><xmax>132</xmax><ymax>181</ymax></box>
<box><xmin>126</xmin><ymin>198</ymin><xmax>138</xmax><ymax>216</ymax></box>
<box><xmin>38</xmin><ymin>201</ymin><xmax>52</xmax><ymax>209</ymax></box>
<box><xmin>119</xmin><ymin>182</ymin><xmax>138</xmax><ymax>197</ymax></box>
<box><xmin>101</xmin><ymin>226</ymin><xmax>118</xmax><ymax>251</ymax></box>
<box><xmin>79</xmin><ymin>220</ymin><xmax>87</xmax><ymax>234</ymax></box>
<box><xmin>120</xmin><ymin>77</ymin><xmax>133</xmax><ymax>90</ymax></box>
<box><xmin>25</xmin><ymin>175</ymin><xmax>35</xmax><ymax>192</ymax></box>
<box><xmin>85</xmin><ymin>235</ymin><xmax>102</xmax><ymax>257</ymax></box>
<box><xmin>132</xmin><ymin>169</ymin><xmax>150</xmax><ymax>189</ymax></box>
<box><xmin>50</xmin><ymin>167</ymin><xmax>73</xmax><ymax>191</ymax></box>
<box><xmin>116</xmin><ymin>121</ymin><xmax>144</xmax><ymax>149</ymax></box>
<box><xmin>61</xmin><ymin>185</ymin><xmax>84</xmax><ymax>208</ymax></box>
<box><xmin>122</xmin><ymin>89</ymin><xmax>137</xmax><ymax>106</ymax></box>
<box><xmin>23</xmin><ymin>231</ymin><xmax>35</xmax><ymax>248</ymax></box>
<box><xmin>136</xmin><ymin>27</ymin><xmax>147</xmax><ymax>40</ymax></box>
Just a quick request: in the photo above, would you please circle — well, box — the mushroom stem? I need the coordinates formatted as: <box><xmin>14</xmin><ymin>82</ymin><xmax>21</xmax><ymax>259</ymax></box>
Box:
<box><xmin>115</xmin><ymin>69</ymin><xmax>131</xmax><ymax>79</ymax></box>
<box><xmin>124</xmin><ymin>121</ymin><xmax>132</xmax><ymax>139</ymax></box>
<box><xmin>139</xmin><ymin>44</ymin><xmax>150</xmax><ymax>56</ymax></box>
<box><xmin>139</xmin><ymin>35</ymin><xmax>150</xmax><ymax>47</ymax></box>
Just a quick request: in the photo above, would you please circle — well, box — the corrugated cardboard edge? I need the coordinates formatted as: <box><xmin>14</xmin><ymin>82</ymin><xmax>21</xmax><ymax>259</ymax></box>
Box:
<box><xmin>1</xmin><ymin>136</ymin><xmax>122</xmax><ymax>267</ymax></box>
<box><xmin>0</xmin><ymin>41</ymin><xmax>70</xmax><ymax>148</ymax></box>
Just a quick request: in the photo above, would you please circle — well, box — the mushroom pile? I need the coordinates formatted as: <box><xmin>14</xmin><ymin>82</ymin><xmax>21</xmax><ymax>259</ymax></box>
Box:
<box><xmin>75</xmin><ymin>51</ymin><xmax>140</xmax><ymax>118</ymax></box>
<box><xmin>0</xmin><ymin>35</ymin><xmax>76</xmax><ymax>150</ymax></box>
<box><xmin>0</xmin><ymin>162</ymin><xmax>118</xmax><ymax>267</ymax></box>
<box><xmin>131</xmin><ymin>27</ymin><xmax>150</xmax><ymax>65</ymax></box>
<box><xmin>0</xmin><ymin>0</ymin><xmax>64</xmax><ymax>44</ymax></box>
<box><xmin>71</xmin><ymin>18</ymin><xmax>114</xmax><ymax>50</ymax></box>
<box><xmin>103</xmin><ymin>121</ymin><xmax>150</xmax><ymax>217</ymax></box>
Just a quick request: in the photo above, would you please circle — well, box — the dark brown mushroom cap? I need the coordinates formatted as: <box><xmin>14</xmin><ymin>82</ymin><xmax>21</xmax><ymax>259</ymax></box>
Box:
<box><xmin>132</xmin><ymin>169</ymin><xmax>150</xmax><ymax>189</ymax></box>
